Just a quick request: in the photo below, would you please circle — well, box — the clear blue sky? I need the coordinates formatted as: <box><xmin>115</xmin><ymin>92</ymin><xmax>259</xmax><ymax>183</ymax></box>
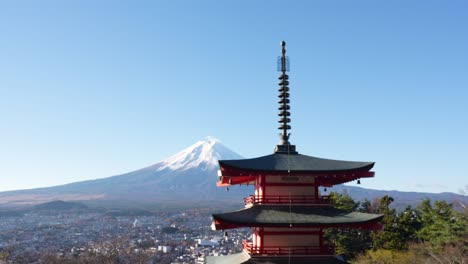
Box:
<box><xmin>0</xmin><ymin>1</ymin><xmax>467</xmax><ymax>194</ymax></box>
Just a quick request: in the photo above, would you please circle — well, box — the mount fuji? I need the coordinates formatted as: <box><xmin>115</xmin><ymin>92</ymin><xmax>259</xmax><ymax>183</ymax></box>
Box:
<box><xmin>1</xmin><ymin>137</ymin><xmax>466</xmax><ymax>210</ymax></box>
<box><xmin>0</xmin><ymin>137</ymin><xmax>250</xmax><ymax>208</ymax></box>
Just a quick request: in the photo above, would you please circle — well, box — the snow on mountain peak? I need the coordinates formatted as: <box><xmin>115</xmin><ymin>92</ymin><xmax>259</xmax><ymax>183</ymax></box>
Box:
<box><xmin>154</xmin><ymin>137</ymin><xmax>242</xmax><ymax>171</ymax></box>
<box><xmin>202</xmin><ymin>136</ymin><xmax>220</xmax><ymax>144</ymax></box>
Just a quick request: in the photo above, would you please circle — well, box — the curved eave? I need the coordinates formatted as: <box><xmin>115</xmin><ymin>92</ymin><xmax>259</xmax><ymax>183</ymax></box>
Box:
<box><xmin>212</xmin><ymin>219</ymin><xmax>383</xmax><ymax>231</ymax></box>
<box><xmin>219</xmin><ymin>153</ymin><xmax>374</xmax><ymax>173</ymax></box>
<box><xmin>211</xmin><ymin>205</ymin><xmax>383</xmax><ymax>230</ymax></box>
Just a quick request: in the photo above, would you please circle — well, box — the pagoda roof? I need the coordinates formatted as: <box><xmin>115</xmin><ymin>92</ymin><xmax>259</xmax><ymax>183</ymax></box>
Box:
<box><xmin>207</xmin><ymin>252</ymin><xmax>347</xmax><ymax>264</ymax></box>
<box><xmin>212</xmin><ymin>205</ymin><xmax>383</xmax><ymax>229</ymax></box>
<box><xmin>241</xmin><ymin>256</ymin><xmax>346</xmax><ymax>264</ymax></box>
<box><xmin>219</xmin><ymin>153</ymin><xmax>374</xmax><ymax>173</ymax></box>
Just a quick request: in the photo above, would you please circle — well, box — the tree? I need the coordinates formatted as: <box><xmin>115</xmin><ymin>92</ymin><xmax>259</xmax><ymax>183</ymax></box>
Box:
<box><xmin>370</xmin><ymin>195</ymin><xmax>421</xmax><ymax>251</ymax></box>
<box><xmin>358</xmin><ymin>199</ymin><xmax>372</xmax><ymax>213</ymax></box>
<box><xmin>324</xmin><ymin>192</ymin><xmax>372</xmax><ymax>259</ymax></box>
<box><xmin>356</xmin><ymin>199</ymin><xmax>468</xmax><ymax>263</ymax></box>
<box><xmin>395</xmin><ymin>206</ymin><xmax>421</xmax><ymax>246</ymax></box>
<box><xmin>328</xmin><ymin>191</ymin><xmax>359</xmax><ymax>211</ymax></box>
<box><xmin>0</xmin><ymin>246</ymin><xmax>13</xmax><ymax>264</ymax></box>
<box><xmin>416</xmin><ymin>199</ymin><xmax>466</xmax><ymax>249</ymax></box>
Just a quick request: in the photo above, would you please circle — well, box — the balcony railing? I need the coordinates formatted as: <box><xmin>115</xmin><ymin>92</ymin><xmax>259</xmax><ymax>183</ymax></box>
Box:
<box><xmin>242</xmin><ymin>241</ymin><xmax>334</xmax><ymax>256</ymax></box>
<box><xmin>243</xmin><ymin>195</ymin><xmax>330</xmax><ymax>206</ymax></box>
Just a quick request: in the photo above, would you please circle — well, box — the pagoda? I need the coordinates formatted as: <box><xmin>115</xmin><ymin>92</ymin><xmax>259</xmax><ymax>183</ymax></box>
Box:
<box><xmin>208</xmin><ymin>42</ymin><xmax>383</xmax><ymax>264</ymax></box>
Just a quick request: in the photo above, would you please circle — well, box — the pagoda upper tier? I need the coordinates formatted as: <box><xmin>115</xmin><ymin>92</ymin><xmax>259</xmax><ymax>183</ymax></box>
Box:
<box><xmin>217</xmin><ymin>152</ymin><xmax>375</xmax><ymax>187</ymax></box>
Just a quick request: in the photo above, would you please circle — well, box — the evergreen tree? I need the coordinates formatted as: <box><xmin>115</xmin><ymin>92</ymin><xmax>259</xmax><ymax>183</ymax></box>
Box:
<box><xmin>328</xmin><ymin>191</ymin><xmax>359</xmax><ymax>211</ymax></box>
<box><xmin>324</xmin><ymin>192</ymin><xmax>372</xmax><ymax>259</ymax></box>
<box><xmin>358</xmin><ymin>199</ymin><xmax>372</xmax><ymax>213</ymax></box>
<box><xmin>371</xmin><ymin>196</ymin><xmax>421</xmax><ymax>251</ymax></box>
<box><xmin>416</xmin><ymin>199</ymin><xmax>466</xmax><ymax>249</ymax></box>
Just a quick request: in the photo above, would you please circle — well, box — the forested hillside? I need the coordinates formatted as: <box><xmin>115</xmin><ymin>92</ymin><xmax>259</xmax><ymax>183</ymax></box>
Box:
<box><xmin>325</xmin><ymin>192</ymin><xmax>467</xmax><ymax>263</ymax></box>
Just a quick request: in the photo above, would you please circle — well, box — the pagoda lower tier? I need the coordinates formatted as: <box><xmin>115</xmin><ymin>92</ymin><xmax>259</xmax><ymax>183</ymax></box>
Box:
<box><xmin>210</xmin><ymin>205</ymin><xmax>382</xmax><ymax>263</ymax></box>
<box><xmin>212</xmin><ymin>205</ymin><xmax>383</xmax><ymax>230</ymax></box>
<box><xmin>207</xmin><ymin>251</ymin><xmax>349</xmax><ymax>264</ymax></box>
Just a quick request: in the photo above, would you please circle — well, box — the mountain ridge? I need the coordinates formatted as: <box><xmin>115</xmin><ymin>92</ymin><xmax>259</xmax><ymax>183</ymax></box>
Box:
<box><xmin>0</xmin><ymin>137</ymin><xmax>248</xmax><ymax>207</ymax></box>
<box><xmin>0</xmin><ymin>137</ymin><xmax>466</xmax><ymax>210</ymax></box>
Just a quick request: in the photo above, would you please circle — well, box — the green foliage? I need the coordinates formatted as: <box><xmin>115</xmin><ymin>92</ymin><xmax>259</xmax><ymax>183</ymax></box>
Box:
<box><xmin>0</xmin><ymin>246</ymin><xmax>14</xmax><ymax>262</ymax></box>
<box><xmin>371</xmin><ymin>197</ymin><xmax>421</xmax><ymax>251</ymax></box>
<box><xmin>354</xmin><ymin>242</ymin><xmax>468</xmax><ymax>264</ymax></box>
<box><xmin>328</xmin><ymin>191</ymin><xmax>359</xmax><ymax>211</ymax></box>
<box><xmin>355</xmin><ymin>198</ymin><xmax>468</xmax><ymax>263</ymax></box>
<box><xmin>325</xmin><ymin>192</ymin><xmax>372</xmax><ymax>259</ymax></box>
<box><xmin>326</xmin><ymin>193</ymin><xmax>468</xmax><ymax>262</ymax></box>
<box><xmin>416</xmin><ymin>199</ymin><xmax>465</xmax><ymax>249</ymax></box>
<box><xmin>358</xmin><ymin>199</ymin><xmax>372</xmax><ymax>213</ymax></box>
<box><xmin>326</xmin><ymin>228</ymin><xmax>372</xmax><ymax>258</ymax></box>
<box><xmin>352</xmin><ymin>248</ymin><xmax>415</xmax><ymax>264</ymax></box>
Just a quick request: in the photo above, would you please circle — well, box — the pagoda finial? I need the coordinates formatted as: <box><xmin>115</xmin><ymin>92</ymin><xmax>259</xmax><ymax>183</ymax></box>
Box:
<box><xmin>275</xmin><ymin>41</ymin><xmax>297</xmax><ymax>154</ymax></box>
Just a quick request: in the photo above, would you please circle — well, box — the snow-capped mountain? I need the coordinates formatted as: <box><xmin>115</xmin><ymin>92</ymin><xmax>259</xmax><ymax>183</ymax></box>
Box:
<box><xmin>153</xmin><ymin>136</ymin><xmax>242</xmax><ymax>172</ymax></box>
<box><xmin>1</xmin><ymin>137</ymin><xmax>466</xmax><ymax>210</ymax></box>
<box><xmin>0</xmin><ymin>137</ymin><xmax>249</xmax><ymax>207</ymax></box>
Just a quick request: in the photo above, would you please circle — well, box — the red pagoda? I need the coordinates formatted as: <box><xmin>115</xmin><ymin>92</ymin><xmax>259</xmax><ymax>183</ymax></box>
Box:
<box><xmin>208</xmin><ymin>42</ymin><xmax>383</xmax><ymax>264</ymax></box>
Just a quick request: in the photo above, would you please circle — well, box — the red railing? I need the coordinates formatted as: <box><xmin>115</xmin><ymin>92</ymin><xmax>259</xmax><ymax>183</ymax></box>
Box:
<box><xmin>242</xmin><ymin>241</ymin><xmax>334</xmax><ymax>256</ymax></box>
<box><xmin>243</xmin><ymin>195</ymin><xmax>330</xmax><ymax>206</ymax></box>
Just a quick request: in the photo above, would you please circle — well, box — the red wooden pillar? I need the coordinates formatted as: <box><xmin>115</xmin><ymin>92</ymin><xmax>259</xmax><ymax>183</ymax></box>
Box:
<box><xmin>319</xmin><ymin>228</ymin><xmax>323</xmax><ymax>249</ymax></box>
<box><xmin>261</xmin><ymin>175</ymin><xmax>265</xmax><ymax>201</ymax></box>
<box><xmin>259</xmin><ymin>227</ymin><xmax>264</xmax><ymax>253</ymax></box>
<box><xmin>314</xmin><ymin>180</ymin><xmax>319</xmax><ymax>200</ymax></box>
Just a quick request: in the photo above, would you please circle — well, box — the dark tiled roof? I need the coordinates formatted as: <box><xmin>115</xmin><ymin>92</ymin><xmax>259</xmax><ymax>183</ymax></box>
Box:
<box><xmin>207</xmin><ymin>252</ymin><xmax>347</xmax><ymax>264</ymax></box>
<box><xmin>219</xmin><ymin>153</ymin><xmax>374</xmax><ymax>173</ymax></box>
<box><xmin>243</xmin><ymin>256</ymin><xmax>346</xmax><ymax>264</ymax></box>
<box><xmin>213</xmin><ymin>205</ymin><xmax>383</xmax><ymax>226</ymax></box>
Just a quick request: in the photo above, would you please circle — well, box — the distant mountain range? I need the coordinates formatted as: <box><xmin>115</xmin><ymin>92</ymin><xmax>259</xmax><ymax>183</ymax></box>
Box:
<box><xmin>326</xmin><ymin>185</ymin><xmax>467</xmax><ymax>211</ymax></box>
<box><xmin>0</xmin><ymin>137</ymin><xmax>466</xmax><ymax>210</ymax></box>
